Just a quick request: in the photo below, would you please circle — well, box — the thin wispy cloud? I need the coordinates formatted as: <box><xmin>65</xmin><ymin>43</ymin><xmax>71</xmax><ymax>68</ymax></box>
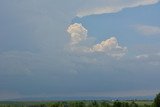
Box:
<box><xmin>136</xmin><ymin>54</ymin><xmax>149</xmax><ymax>59</ymax></box>
<box><xmin>77</xmin><ymin>0</ymin><xmax>160</xmax><ymax>17</ymax></box>
<box><xmin>135</xmin><ymin>24</ymin><xmax>160</xmax><ymax>36</ymax></box>
<box><xmin>135</xmin><ymin>52</ymin><xmax>160</xmax><ymax>66</ymax></box>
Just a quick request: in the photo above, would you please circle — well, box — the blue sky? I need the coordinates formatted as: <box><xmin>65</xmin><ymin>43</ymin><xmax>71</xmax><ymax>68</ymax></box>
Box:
<box><xmin>0</xmin><ymin>0</ymin><xmax>160</xmax><ymax>100</ymax></box>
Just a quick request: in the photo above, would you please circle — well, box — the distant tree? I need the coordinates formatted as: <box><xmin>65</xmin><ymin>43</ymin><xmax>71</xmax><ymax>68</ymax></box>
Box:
<box><xmin>87</xmin><ymin>103</ymin><xmax>93</xmax><ymax>107</ymax></box>
<box><xmin>153</xmin><ymin>93</ymin><xmax>160</xmax><ymax>107</ymax></box>
<box><xmin>121</xmin><ymin>102</ymin><xmax>129</xmax><ymax>107</ymax></box>
<box><xmin>69</xmin><ymin>102</ymin><xmax>76</xmax><ymax>107</ymax></box>
<box><xmin>79</xmin><ymin>102</ymin><xmax>85</xmax><ymax>107</ymax></box>
<box><xmin>72</xmin><ymin>101</ymin><xmax>85</xmax><ymax>107</ymax></box>
<box><xmin>101</xmin><ymin>101</ymin><xmax>110</xmax><ymax>107</ymax></box>
<box><xmin>92</xmin><ymin>101</ymin><xmax>99</xmax><ymax>107</ymax></box>
<box><xmin>144</xmin><ymin>104</ymin><xmax>151</xmax><ymax>107</ymax></box>
<box><xmin>130</xmin><ymin>101</ymin><xmax>138</xmax><ymax>107</ymax></box>
<box><xmin>113</xmin><ymin>101</ymin><xmax>121</xmax><ymax>107</ymax></box>
<box><xmin>50</xmin><ymin>102</ymin><xmax>61</xmax><ymax>107</ymax></box>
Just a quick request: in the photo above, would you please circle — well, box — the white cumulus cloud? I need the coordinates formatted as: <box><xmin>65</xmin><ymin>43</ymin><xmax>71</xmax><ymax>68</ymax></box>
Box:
<box><xmin>90</xmin><ymin>37</ymin><xmax>127</xmax><ymax>57</ymax></box>
<box><xmin>67</xmin><ymin>23</ymin><xmax>88</xmax><ymax>45</ymax></box>
<box><xmin>77</xmin><ymin>0</ymin><xmax>160</xmax><ymax>17</ymax></box>
<box><xmin>135</xmin><ymin>24</ymin><xmax>160</xmax><ymax>36</ymax></box>
<box><xmin>67</xmin><ymin>23</ymin><xmax>127</xmax><ymax>58</ymax></box>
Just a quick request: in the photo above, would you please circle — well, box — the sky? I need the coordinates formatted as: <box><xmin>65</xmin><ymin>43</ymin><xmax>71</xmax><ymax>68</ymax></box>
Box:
<box><xmin>0</xmin><ymin>0</ymin><xmax>160</xmax><ymax>100</ymax></box>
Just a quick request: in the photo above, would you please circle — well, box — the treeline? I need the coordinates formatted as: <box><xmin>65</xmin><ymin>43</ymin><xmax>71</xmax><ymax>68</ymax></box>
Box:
<box><xmin>0</xmin><ymin>100</ymin><xmax>151</xmax><ymax>107</ymax></box>
<box><xmin>0</xmin><ymin>93</ymin><xmax>159</xmax><ymax>107</ymax></box>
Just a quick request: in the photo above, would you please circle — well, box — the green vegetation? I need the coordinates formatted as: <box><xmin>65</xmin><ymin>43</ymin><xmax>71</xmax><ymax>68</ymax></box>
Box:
<box><xmin>153</xmin><ymin>93</ymin><xmax>160</xmax><ymax>107</ymax></box>
<box><xmin>0</xmin><ymin>100</ymin><xmax>153</xmax><ymax>107</ymax></box>
<box><xmin>0</xmin><ymin>93</ymin><xmax>159</xmax><ymax>107</ymax></box>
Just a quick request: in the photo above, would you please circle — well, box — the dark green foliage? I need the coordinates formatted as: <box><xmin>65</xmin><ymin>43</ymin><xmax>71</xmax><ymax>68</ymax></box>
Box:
<box><xmin>113</xmin><ymin>101</ymin><xmax>122</xmax><ymax>107</ymax></box>
<box><xmin>130</xmin><ymin>101</ymin><xmax>138</xmax><ymax>107</ymax></box>
<box><xmin>143</xmin><ymin>104</ymin><xmax>151</xmax><ymax>107</ymax></box>
<box><xmin>153</xmin><ymin>93</ymin><xmax>160</xmax><ymax>107</ymax></box>
<box><xmin>101</xmin><ymin>101</ymin><xmax>111</xmax><ymax>107</ymax></box>
<box><xmin>91</xmin><ymin>101</ymin><xmax>99</xmax><ymax>107</ymax></box>
<box><xmin>121</xmin><ymin>102</ymin><xmax>129</xmax><ymax>107</ymax></box>
<box><xmin>0</xmin><ymin>99</ymin><xmax>154</xmax><ymax>107</ymax></box>
<box><xmin>73</xmin><ymin>101</ymin><xmax>86</xmax><ymax>107</ymax></box>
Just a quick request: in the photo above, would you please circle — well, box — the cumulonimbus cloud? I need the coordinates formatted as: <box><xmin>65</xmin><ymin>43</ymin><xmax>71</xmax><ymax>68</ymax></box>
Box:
<box><xmin>77</xmin><ymin>0</ymin><xmax>160</xmax><ymax>17</ymax></box>
<box><xmin>67</xmin><ymin>23</ymin><xmax>127</xmax><ymax>58</ymax></box>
